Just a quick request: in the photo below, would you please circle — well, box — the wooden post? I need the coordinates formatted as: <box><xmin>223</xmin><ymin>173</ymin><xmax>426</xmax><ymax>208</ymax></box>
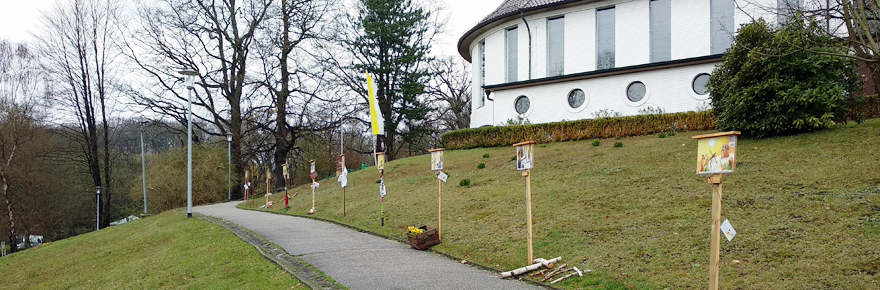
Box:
<box><xmin>266</xmin><ymin>168</ymin><xmax>271</xmax><ymax>208</ymax></box>
<box><xmin>437</xmin><ymin>176</ymin><xmax>442</xmax><ymax>241</ymax></box>
<box><xmin>525</xmin><ymin>169</ymin><xmax>533</xmax><ymax>264</ymax></box>
<box><xmin>709</xmin><ymin>174</ymin><xmax>722</xmax><ymax>290</ymax></box>
<box><xmin>343</xmin><ymin>187</ymin><xmax>346</xmax><ymax>217</ymax></box>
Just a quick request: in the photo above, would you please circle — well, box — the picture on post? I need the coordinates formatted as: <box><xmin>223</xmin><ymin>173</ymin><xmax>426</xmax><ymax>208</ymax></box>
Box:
<box><xmin>376</xmin><ymin>153</ymin><xmax>385</xmax><ymax>170</ymax></box>
<box><xmin>516</xmin><ymin>144</ymin><xmax>533</xmax><ymax>171</ymax></box>
<box><xmin>696</xmin><ymin>135</ymin><xmax>737</xmax><ymax>175</ymax></box>
<box><xmin>430</xmin><ymin>149</ymin><xmax>444</xmax><ymax>171</ymax></box>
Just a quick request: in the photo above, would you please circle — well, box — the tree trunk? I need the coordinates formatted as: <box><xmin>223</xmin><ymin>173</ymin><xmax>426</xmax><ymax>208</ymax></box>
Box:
<box><xmin>3</xmin><ymin>176</ymin><xmax>16</xmax><ymax>254</ymax></box>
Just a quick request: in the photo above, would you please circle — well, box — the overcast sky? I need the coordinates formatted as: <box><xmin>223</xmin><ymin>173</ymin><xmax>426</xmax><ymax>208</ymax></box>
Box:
<box><xmin>0</xmin><ymin>0</ymin><xmax>501</xmax><ymax>59</ymax></box>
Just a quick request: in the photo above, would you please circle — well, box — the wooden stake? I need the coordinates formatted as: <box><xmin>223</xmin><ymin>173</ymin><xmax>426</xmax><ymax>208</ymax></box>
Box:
<box><xmin>343</xmin><ymin>187</ymin><xmax>346</xmax><ymax>217</ymax></box>
<box><xmin>266</xmin><ymin>168</ymin><xmax>271</xmax><ymax>208</ymax></box>
<box><xmin>311</xmin><ymin>178</ymin><xmax>316</xmax><ymax>211</ymax></box>
<box><xmin>437</xmin><ymin>174</ymin><xmax>442</xmax><ymax>241</ymax></box>
<box><xmin>525</xmin><ymin>169</ymin><xmax>533</xmax><ymax>265</ymax></box>
<box><xmin>709</xmin><ymin>174</ymin><xmax>722</xmax><ymax>290</ymax></box>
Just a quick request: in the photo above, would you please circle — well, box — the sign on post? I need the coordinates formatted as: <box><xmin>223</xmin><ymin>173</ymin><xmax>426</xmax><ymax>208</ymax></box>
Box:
<box><xmin>309</xmin><ymin>160</ymin><xmax>317</xmax><ymax>214</ymax></box>
<box><xmin>513</xmin><ymin>141</ymin><xmax>536</xmax><ymax>264</ymax></box>
<box><xmin>430</xmin><ymin>149</ymin><xmax>444</xmax><ymax>171</ymax></box>
<box><xmin>692</xmin><ymin>131</ymin><xmax>740</xmax><ymax>290</ymax></box>
<box><xmin>376</xmin><ymin>152</ymin><xmax>385</xmax><ymax>171</ymax></box>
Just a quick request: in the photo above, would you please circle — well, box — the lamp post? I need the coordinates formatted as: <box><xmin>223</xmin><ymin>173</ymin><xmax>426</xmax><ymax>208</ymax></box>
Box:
<box><xmin>139</xmin><ymin>117</ymin><xmax>149</xmax><ymax>215</ymax></box>
<box><xmin>226</xmin><ymin>132</ymin><xmax>232</xmax><ymax>201</ymax></box>
<box><xmin>95</xmin><ymin>186</ymin><xmax>101</xmax><ymax>231</ymax></box>
<box><xmin>179</xmin><ymin>70</ymin><xmax>199</xmax><ymax>218</ymax></box>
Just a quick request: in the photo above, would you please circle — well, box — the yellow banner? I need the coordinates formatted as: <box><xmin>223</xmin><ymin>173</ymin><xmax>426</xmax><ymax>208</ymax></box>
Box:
<box><xmin>366</xmin><ymin>72</ymin><xmax>384</xmax><ymax>135</ymax></box>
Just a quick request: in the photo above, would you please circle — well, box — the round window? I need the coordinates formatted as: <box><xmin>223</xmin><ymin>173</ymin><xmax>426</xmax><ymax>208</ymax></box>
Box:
<box><xmin>626</xmin><ymin>81</ymin><xmax>646</xmax><ymax>102</ymax></box>
<box><xmin>568</xmin><ymin>89</ymin><xmax>585</xmax><ymax>108</ymax></box>
<box><xmin>692</xmin><ymin>73</ymin><xmax>711</xmax><ymax>95</ymax></box>
<box><xmin>515</xmin><ymin>95</ymin><xmax>530</xmax><ymax>114</ymax></box>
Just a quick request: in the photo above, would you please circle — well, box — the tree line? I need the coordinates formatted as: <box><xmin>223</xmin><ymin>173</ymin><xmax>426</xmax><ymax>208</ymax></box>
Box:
<box><xmin>0</xmin><ymin>0</ymin><xmax>470</xmax><ymax>253</ymax></box>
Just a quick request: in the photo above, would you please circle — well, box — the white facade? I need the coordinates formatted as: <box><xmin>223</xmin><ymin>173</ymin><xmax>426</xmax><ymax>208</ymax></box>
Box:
<box><xmin>461</xmin><ymin>0</ymin><xmax>799</xmax><ymax>128</ymax></box>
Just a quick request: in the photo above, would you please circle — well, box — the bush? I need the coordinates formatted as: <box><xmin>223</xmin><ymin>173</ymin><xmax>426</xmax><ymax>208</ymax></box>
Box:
<box><xmin>658</xmin><ymin>133</ymin><xmax>667</xmax><ymax>138</ymax></box>
<box><xmin>482</xmin><ymin>153</ymin><xmax>490</xmax><ymax>158</ymax></box>
<box><xmin>707</xmin><ymin>18</ymin><xmax>860</xmax><ymax>138</ymax></box>
<box><xmin>614</xmin><ymin>142</ymin><xmax>623</xmax><ymax>148</ymax></box>
<box><xmin>668</xmin><ymin>132</ymin><xmax>676</xmax><ymax>137</ymax></box>
<box><xmin>459</xmin><ymin>179</ymin><xmax>471</xmax><ymax>187</ymax></box>
<box><xmin>477</xmin><ymin>163</ymin><xmax>486</xmax><ymax>169</ymax></box>
<box><xmin>591</xmin><ymin>140</ymin><xmax>601</xmax><ymax>146</ymax></box>
<box><xmin>441</xmin><ymin>111</ymin><xmax>716</xmax><ymax>150</ymax></box>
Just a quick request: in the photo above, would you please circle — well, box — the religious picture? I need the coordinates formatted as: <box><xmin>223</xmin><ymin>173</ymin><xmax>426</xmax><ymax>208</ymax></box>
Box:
<box><xmin>336</xmin><ymin>155</ymin><xmax>345</xmax><ymax>175</ymax></box>
<box><xmin>282</xmin><ymin>164</ymin><xmax>289</xmax><ymax>180</ymax></box>
<box><xmin>309</xmin><ymin>160</ymin><xmax>317</xmax><ymax>180</ymax></box>
<box><xmin>516</xmin><ymin>142</ymin><xmax>534</xmax><ymax>171</ymax></box>
<box><xmin>376</xmin><ymin>153</ymin><xmax>385</xmax><ymax>171</ymax></box>
<box><xmin>429</xmin><ymin>149</ymin><xmax>444</xmax><ymax>171</ymax></box>
<box><xmin>694</xmin><ymin>133</ymin><xmax>738</xmax><ymax>175</ymax></box>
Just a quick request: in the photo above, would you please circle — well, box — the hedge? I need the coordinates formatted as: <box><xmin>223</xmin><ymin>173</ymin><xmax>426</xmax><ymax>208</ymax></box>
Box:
<box><xmin>441</xmin><ymin>111</ymin><xmax>717</xmax><ymax>150</ymax></box>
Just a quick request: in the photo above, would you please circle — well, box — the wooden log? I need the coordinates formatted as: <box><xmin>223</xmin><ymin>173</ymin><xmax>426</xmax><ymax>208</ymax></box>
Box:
<box><xmin>529</xmin><ymin>269</ymin><xmax>548</xmax><ymax>277</ymax></box>
<box><xmin>541</xmin><ymin>266</ymin><xmax>569</xmax><ymax>282</ymax></box>
<box><xmin>533</xmin><ymin>257</ymin><xmax>562</xmax><ymax>268</ymax></box>
<box><xmin>543</xmin><ymin>263</ymin><xmax>568</xmax><ymax>278</ymax></box>
<box><xmin>550</xmin><ymin>267</ymin><xmax>583</xmax><ymax>285</ymax></box>
<box><xmin>500</xmin><ymin>262</ymin><xmax>543</xmax><ymax>278</ymax></box>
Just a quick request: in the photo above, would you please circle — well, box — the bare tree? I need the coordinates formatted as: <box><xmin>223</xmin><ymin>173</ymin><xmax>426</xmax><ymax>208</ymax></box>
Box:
<box><xmin>427</xmin><ymin>56</ymin><xmax>471</xmax><ymax>131</ymax></box>
<box><xmin>34</xmin><ymin>0</ymin><xmax>122</xmax><ymax>228</ymax></box>
<box><xmin>124</xmin><ymin>0</ymin><xmax>274</xmax><ymax>199</ymax></box>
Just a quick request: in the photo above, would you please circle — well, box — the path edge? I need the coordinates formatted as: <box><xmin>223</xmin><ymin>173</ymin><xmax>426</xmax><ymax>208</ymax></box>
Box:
<box><xmin>196</xmin><ymin>213</ymin><xmax>348</xmax><ymax>290</ymax></box>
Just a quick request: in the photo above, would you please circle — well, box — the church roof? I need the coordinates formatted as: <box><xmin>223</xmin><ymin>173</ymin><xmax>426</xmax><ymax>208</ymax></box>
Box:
<box><xmin>458</xmin><ymin>0</ymin><xmax>594</xmax><ymax>62</ymax></box>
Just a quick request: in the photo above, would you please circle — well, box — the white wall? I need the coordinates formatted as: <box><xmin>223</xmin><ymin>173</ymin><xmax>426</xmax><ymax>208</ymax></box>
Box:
<box><xmin>616</xmin><ymin>0</ymin><xmax>650</xmax><ymax>67</ymax></box>
<box><xmin>476</xmin><ymin>63</ymin><xmax>717</xmax><ymax>127</ymax></box>
<box><xmin>566</xmin><ymin>8</ymin><xmax>595</xmax><ymax>73</ymax></box>
<box><xmin>671</xmin><ymin>0</ymin><xmax>710</xmax><ymax>59</ymax></box>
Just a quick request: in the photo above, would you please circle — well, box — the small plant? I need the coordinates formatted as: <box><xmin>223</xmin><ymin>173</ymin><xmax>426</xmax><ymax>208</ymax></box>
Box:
<box><xmin>477</xmin><ymin>163</ymin><xmax>486</xmax><ymax>169</ymax></box>
<box><xmin>510</xmin><ymin>156</ymin><xmax>516</xmax><ymax>161</ymax></box>
<box><xmin>668</xmin><ymin>132</ymin><xmax>676</xmax><ymax>137</ymax></box>
<box><xmin>592</xmin><ymin>109</ymin><xmax>622</xmax><ymax>118</ymax></box>
<box><xmin>615</xmin><ymin>136</ymin><xmax>622</xmax><ymax>140</ymax></box>
<box><xmin>375</xmin><ymin>179</ymin><xmax>381</xmax><ymax>184</ymax></box>
<box><xmin>659</xmin><ymin>133</ymin><xmax>667</xmax><ymax>138</ymax></box>
<box><xmin>614</xmin><ymin>142</ymin><xmax>623</xmax><ymax>148</ymax></box>
<box><xmin>638</xmin><ymin>106</ymin><xmax>666</xmax><ymax>115</ymax></box>
<box><xmin>591</xmin><ymin>140</ymin><xmax>601</xmax><ymax>146</ymax></box>
<box><xmin>482</xmin><ymin>153</ymin><xmax>490</xmax><ymax>158</ymax></box>
<box><xmin>459</xmin><ymin>179</ymin><xmax>471</xmax><ymax>187</ymax></box>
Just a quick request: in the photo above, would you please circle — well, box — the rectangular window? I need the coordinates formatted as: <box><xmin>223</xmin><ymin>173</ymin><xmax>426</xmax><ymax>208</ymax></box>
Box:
<box><xmin>547</xmin><ymin>17</ymin><xmax>565</xmax><ymax>76</ymax></box>
<box><xmin>506</xmin><ymin>27</ymin><xmax>518</xmax><ymax>82</ymax></box>
<box><xmin>650</xmin><ymin>0</ymin><xmax>671</xmax><ymax>62</ymax></box>
<box><xmin>710</xmin><ymin>0</ymin><xmax>734</xmax><ymax>54</ymax></box>
<box><xmin>596</xmin><ymin>7</ymin><xmax>615</xmax><ymax>70</ymax></box>
<box><xmin>777</xmin><ymin>0</ymin><xmax>801</xmax><ymax>25</ymax></box>
<box><xmin>479</xmin><ymin>41</ymin><xmax>485</xmax><ymax>107</ymax></box>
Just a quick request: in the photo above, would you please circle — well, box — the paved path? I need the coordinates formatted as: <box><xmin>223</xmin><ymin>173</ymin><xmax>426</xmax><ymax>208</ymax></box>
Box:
<box><xmin>194</xmin><ymin>202</ymin><xmax>541</xmax><ymax>290</ymax></box>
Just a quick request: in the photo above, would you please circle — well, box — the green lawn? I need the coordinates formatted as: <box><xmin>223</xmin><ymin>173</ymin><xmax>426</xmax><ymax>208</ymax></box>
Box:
<box><xmin>0</xmin><ymin>210</ymin><xmax>306</xmax><ymax>289</ymax></box>
<box><xmin>246</xmin><ymin>119</ymin><xmax>880</xmax><ymax>289</ymax></box>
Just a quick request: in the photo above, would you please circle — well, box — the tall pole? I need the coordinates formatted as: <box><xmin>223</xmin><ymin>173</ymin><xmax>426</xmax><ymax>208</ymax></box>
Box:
<box><xmin>180</xmin><ymin>70</ymin><xmax>198</xmax><ymax>219</ymax></box>
<box><xmin>95</xmin><ymin>186</ymin><xmax>101</xmax><ymax>231</ymax></box>
<box><xmin>227</xmin><ymin>134</ymin><xmax>232</xmax><ymax>201</ymax></box>
<box><xmin>709</xmin><ymin>174</ymin><xmax>723</xmax><ymax>290</ymax></box>
<box><xmin>437</xmin><ymin>176</ymin><xmax>442</xmax><ymax>240</ymax></box>
<box><xmin>140</xmin><ymin>123</ymin><xmax>147</xmax><ymax>215</ymax></box>
<box><xmin>525</xmin><ymin>169</ymin><xmax>533</xmax><ymax>264</ymax></box>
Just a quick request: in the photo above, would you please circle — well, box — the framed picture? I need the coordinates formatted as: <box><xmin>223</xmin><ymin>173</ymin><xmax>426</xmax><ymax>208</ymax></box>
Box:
<box><xmin>336</xmin><ymin>154</ymin><xmax>345</xmax><ymax>175</ymax></box>
<box><xmin>429</xmin><ymin>148</ymin><xmax>444</xmax><ymax>171</ymax></box>
<box><xmin>309</xmin><ymin>160</ymin><xmax>317</xmax><ymax>180</ymax></box>
<box><xmin>513</xmin><ymin>141</ymin><xmax>535</xmax><ymax>171</ymax></box>
<box><xmin>282</xmin><ymin>164</ymin><xmax>289</xmax><ymax>180</ymax></box>
<box><xmin>692</xmin><ymin>132</ymin><xmax>740</xmax><ymax>175</ymax></box>
<box><xmin>376</xmin><ymin>152</ymin><xmax>385</xmax><ymax>171</ymax></box>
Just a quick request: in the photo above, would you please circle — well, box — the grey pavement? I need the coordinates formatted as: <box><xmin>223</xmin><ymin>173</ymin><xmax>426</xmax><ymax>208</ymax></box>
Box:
<box><xmin>194</xmin><ymin>201</ymin><xmax>542</xmax><ymax>290</ymax></box>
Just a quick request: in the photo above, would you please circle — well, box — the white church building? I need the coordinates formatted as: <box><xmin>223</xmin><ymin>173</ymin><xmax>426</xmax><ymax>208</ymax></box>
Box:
<box><xmin>459</xmin><ymin>0</ymin><xmax>804</xmax><ymax>128</ymax></box>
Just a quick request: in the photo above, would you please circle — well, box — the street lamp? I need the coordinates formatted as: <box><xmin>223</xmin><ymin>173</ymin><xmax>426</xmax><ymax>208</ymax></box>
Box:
<box><xmin>139</xmin><ymin>117</ymin><xmax>149</xmax><ymax>216</ymax></box>
<box><xmin>95</xmin><ymin>186</ymin><xmax>101</xmax><ymax>231</ymax></box>
<box><xmin>226</xmin><ymin>132</ymin><xmax>232</xmax><ymax>201</ymax></box>
<box><xmin>179</xmin><ymin>69</ymin><xmax>199</xmax><ymax>218</ymax></box>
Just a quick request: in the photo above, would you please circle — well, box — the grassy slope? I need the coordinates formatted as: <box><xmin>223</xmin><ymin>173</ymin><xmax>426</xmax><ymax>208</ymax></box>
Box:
<box><xmin>246</xmin><ymin>119</ymin><xmax>880</xmax><ymax>289</ymax></box>
<box><xmin>0</xmin><ymin>210</ymin><xmax>305</xmax><ymax>289</ymax></box>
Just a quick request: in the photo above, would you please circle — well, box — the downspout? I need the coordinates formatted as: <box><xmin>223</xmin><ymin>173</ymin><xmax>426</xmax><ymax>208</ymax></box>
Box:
<box><xmin>521</xmin><ymin>10</ymin><xmax>532</xmax><ymax>80</ymax></box>
<box><xmin>486</xmin><ymin>90</ymin><xmax>494</xmax><ymax>125</ymax></box>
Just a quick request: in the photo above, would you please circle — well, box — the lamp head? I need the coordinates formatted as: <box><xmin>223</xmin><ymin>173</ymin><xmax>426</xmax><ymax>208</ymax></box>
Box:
<box><xmin>178</xmin><ymin>70</ymin><xmax>199</xmax><ymax>89</ymax></box>
<box><xmin>226</xmin><ymin>132</ymin><xmax>233</xmax><ymax>142</ymax></box>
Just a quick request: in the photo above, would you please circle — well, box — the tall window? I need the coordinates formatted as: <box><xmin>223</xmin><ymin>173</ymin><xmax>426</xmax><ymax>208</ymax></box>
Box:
<box><xmin>506</xmin><ymin>27</ymin><xmax>518</xmax><ymax>82</ymax></box>
<box><xmin>777</xmin><ymin>0</ymin><xmax>801</xmax><ymax>25</ymax></box>
<box><xmin>547</xmin><ymin>17</ymin><xmax>565</xmax><ymax>76</ymax></box>
<box><xmin>710</xmin><ymin>0</ymin><xmax>734</xmax><ymax>54</ymax></box>
<box><xmin>596</xmin><ymin>7</ymin><xmax>615</xmax><ymax>70</ymax></box>
<box><xmin>650</xmin><ymin>0</ymin><xmax>671</xmax><ymax>62</ymax></box>
<box><xmin>478</xmin><ymin>41</ymin><xmax>485</xmax><ymax>107</ymax></box>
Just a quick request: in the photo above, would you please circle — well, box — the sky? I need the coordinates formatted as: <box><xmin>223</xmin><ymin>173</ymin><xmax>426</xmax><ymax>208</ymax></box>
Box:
<box><xmin>0</xmin><ymin>0</ymin><xmax>502</xmax><ymax>59</ymax></box>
